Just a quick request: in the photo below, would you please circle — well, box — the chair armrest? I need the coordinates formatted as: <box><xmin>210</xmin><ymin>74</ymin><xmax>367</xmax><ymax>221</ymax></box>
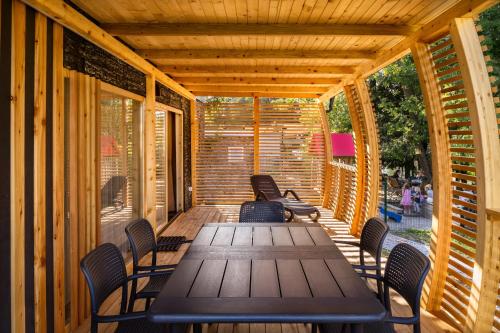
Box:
<box><xmin>283</xmin><ymin>189</ymin><xmax>300</xmax><ymax>200</ymax></box>
<box><xmin>358</xmin><ymin>272</ymin><xmax>383</xmax><ymax>281</ymax></box>
<box><xmin>334</xmin><ymin>240</ymin><xmax>361</xmax><ymax>247</ymax></box>
<box><xmin>128</xmin><ymin>270</ymin><xmax>173</xmax><ymax>281</ymax></box>
<box><xmin>352</xmin><ymin>264</ymin><xmax>381</xmax><ymax>271</ymax></box>
<box><xmin>136</xmin><ymin>264</ymin><xmax>177</xmax><ymax>272</ymax></box>
<box><xmin>256</xmin><ymin>190</ymin><xmax>270</xmax><ymax>201</ymax></box>
<box><xmin>385</xmin><ymin>315</ymin><xmax>419</xmax><ymax>325</ymax></box>
<box><xmin>96</xmin><ymin>311</ymin><xmax>147</xmax><ymax>323</ymax></box>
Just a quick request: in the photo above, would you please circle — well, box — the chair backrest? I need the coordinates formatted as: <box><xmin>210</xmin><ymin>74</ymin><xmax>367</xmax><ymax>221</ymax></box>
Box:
<box><xmin>383</xmin><ymin>243</ymin><xmax>430</xmax><ymax>315</ymax></box>
<box><xmin>359</xmin><ymin>217</ymin><xmax>389</xmax><ymax>266</ymax></box>
<box><xmin>239</xmin><ymin>201</ymin><xmax>285</xmax><ymax>223</ymax></box>
<box><xmin>125</xmin><ymin>219</ymin><xmax>157</xmax><ymax>270</ymax></box>
<box><xmin>80</xmin><ymin>243</ymin><xmax>128</xmax><ymax>315</ymax></box>
<box><xmin>100</xmin><ymin>175</ymin><xmax>127</xmax><ymax>208</ymax></box>
<box><xmin>250</xmin><ymin>175</ymin><xmax>282</xmax><ymax>200</ymax></box>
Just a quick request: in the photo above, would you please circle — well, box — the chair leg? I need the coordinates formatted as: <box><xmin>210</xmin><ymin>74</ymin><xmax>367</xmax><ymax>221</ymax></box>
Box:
<box><xmin>311</xmin><ymin>323</ymin><xmax>318</xmax><ymax>333</ymax></box>
<box><xmin>193</xmin><ymin>323</ymin><xmax>202</xmax><ymax>333</ymax></box>
<box><xmin>127</xmin><ymin>294</ymin><xmax>136</xmax><ymax>313</ymax></box>
<box><xmin>145</xmin><ymin>297</ymin><xmax>151</xmax><ymax>310</ymax></box>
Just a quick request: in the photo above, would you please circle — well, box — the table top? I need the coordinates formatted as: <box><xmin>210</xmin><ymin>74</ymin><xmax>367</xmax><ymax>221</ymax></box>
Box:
<box><xmin>148</xmin><ymin>223</ymin><xmax>386</xmax><ymax>324</ymax></box>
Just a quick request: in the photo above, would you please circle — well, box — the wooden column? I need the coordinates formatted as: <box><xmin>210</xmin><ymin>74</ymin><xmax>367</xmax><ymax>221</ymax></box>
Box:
<box><xmin>411</xmin><ymin>42</ymin><xmax>453</xmax><ymax>312</ymax></box>
<box><xmin>51</xmin><ymin>22</ymin><xmax>65</xmax><ymax>333</ymax></box>
<box><xmin>144</xmin><ymin>74</ymin><xmax>157</xmax><ymax>229</ymax></box>
<box><xmin>319</xmin><ymin>102</ymin><xmax>333</xmax><ymax>208</ymax></box>
<box><xmin>11</xmin><ymin>1</ymin><xmax>26</xmax><ymax>332</ymax></box>
<box><xmin>450</xmin><ymin>17</ymin><xmax>500</xmax><ymax>333</ymax></box>
<box><xmin>33</xmin><ymin>12</ymin><xmax>47</xmax><ymax>333</ymax></box>
<box><xmin>253</xmin><ymin>97</ymin><xmax>260</xmax><ymax>175</ymax></box>
<box><xmin>344</xmin><ymin>85</ymin><xmax>365</xmax><ymax>235</ymax></box>
<box><xmin>190</xmin><ymin>100</ymin><xmax>197</xmax><ymax>206</ymax></box>
<box><xmin>354</xmin><ymin>79</ymin><xmax>380</xmax><ymax>220</ymax></box>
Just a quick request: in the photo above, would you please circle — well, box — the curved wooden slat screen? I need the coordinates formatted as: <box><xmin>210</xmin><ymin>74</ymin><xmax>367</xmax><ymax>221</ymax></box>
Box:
<box><xmin>194</xmin><ymin>100</ymin><xmax>326</xmax><ymax>206</ymax></box>
<box><xmin>325</xmin><ymin>162</ymin><xmax>358</xmax><ymax>225</ymax></box>
<box><xmin>258</xmin><ymin>102</ymin><xmax>325</xmax><ymax>205</ymax></box>
<box><xmin>343</xmin><ymin>83</ymin><xmax>380</xmax><ymax>236</ymax></box>
<box><xmin>411</xmin><ymin>18</ymin><xmax>500</xmax><ymax>332</ymax></box>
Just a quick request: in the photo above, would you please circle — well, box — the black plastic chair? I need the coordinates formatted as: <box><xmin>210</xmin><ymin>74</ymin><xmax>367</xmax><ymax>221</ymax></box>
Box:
<box><xmin>334</xmin><ymin>217</ymin><xmax>389</xmax><ymax>297</ymax></box>
<box><xmin>239</xmin><ymin>201</ymin><xmax>286</xmax><ymax>223</ymax></box>
<box><xmin>250</xmin><ymin>175</ymin><xmax>321</xmax><ymax>222</ymax></box>
<box><xmin>125</xmin><ymin>219</ymin><xmax>187</xmax><ymax>311</ymax></box>
<box><xmin>320</xmin><ymin>243</ymin><xmax>430</xmax><ymax>333</ymax></box>
<box><xmin>80</xmin><ymin>243</ymin><xmax>174</xmax><ymax>333</ymax></box>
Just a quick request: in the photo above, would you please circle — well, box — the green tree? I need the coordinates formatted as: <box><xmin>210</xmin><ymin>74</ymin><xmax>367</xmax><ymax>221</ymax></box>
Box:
<box><xmin>478</xmin><ymin>4</ymin><xmax>500</xmax><ymax>96</ymax></box>
<box><xmin>326</xmin><ymin>93</ymin><xmax>352</xmax><ymax>133</ymax></box>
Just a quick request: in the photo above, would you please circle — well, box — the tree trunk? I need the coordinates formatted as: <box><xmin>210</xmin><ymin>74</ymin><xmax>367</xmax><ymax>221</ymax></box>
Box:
<box><xmin>418</xmin><ymin>142</ymin><xmax>432</xmax><ymax>184</ymax></box>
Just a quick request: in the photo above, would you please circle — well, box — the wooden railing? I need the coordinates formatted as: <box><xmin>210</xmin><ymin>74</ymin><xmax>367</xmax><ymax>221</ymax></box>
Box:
<box><xmin>325</xmin><ymin>161</ymin><xmax>358</xmax><ymax>227</ymax></box>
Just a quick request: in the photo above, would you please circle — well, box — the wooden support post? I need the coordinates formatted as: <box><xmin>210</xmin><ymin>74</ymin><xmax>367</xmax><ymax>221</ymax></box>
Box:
<box><xmin>253</xmin><ymin>97</ymin><xmax>260</xmax><ymax>175</ymax></box>
<box><xmin>411</xmin><ymin>42</ymin><xmax>453</xmax><ymax>312</ymax></box>
<box><xmin>11</xmin><ymin>1</ymin><xmax>26</xmax><ymax>332</ymax></box>
<box><xmin>354</xmin><ymin>79</ymin><xmax>380</xmax><ymax>220</ymax></box>
<box><xmin>344</xmin><ymin>85</ymin><xmax>365</xmax><ymax>236</ymax></box>
<box><xmin>52</xmin><ymin>22</ymin><xmax>65</xmax><ymax>333</ymax></box>
<box><xmin>450</xmin><ymin>17</ymin><xmax>500</xmax><ymax>333</ymax></box>
<box><xmin>190</xmin><ymin>100</ymin><xmax>197</xmax><ymax>206</ymax></box>
<box><xmin>144</xmin><ymin>74</ymin><xmax>157</xmax><ymax>230</ymax></box>
<box><xmin>33</xmin><ymin>12</ymin><xmax>47</xmax><ymax>333</ymax></box>
<box><xmin>319</xmin><ymin>102</ymin><xmax>333</xmax><ymax>208</ymax></box>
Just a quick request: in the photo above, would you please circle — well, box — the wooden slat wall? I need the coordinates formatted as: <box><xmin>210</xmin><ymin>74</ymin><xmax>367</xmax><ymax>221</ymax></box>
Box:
<box><xmin>194</xmin><ymin>100</ymin><xmax>326</xmax><ymax>205</ymax></box>
<box><xmin>326</xmin><ymin>162</ymin><xmax>358</xmax><ymax>225</ymax></box>
<box><xmin>195</xmin><ymin>101</ymin><xmax>255</xmax><ymax>204</ymax></box>
<box><xmin>258</xmin><ymin>102</ymin><xmax>325</xmax><ymax>205</ymax></box>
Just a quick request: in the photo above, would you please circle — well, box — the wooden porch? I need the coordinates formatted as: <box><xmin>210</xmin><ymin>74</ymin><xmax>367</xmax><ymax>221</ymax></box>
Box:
<box><xmin>81</xmin><ymin>206</ymin><xmax>459</xmax><ymax>333</ymax></box>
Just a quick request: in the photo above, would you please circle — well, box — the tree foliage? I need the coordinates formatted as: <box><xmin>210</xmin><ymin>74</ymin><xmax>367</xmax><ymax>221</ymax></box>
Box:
<box><xmin>326</xmin><ymin>93</ymin><xmax>352</xmax><ymax>133</ymax></box>
<box><xmin>478</xmin><ymin>4</ymin><xmax>500</xmax><ymax>97</ymax></box>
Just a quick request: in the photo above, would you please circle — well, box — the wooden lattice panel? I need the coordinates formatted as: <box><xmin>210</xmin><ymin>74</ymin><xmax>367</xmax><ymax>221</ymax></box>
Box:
<box><xmin>429</xmin><ymin>34</ymin><xmax>478</xmax><ymax>327</ymax></box>
<box><xmin>327</xmin><ymin>162</ymin><xmax>357</xmax><ymax>226</ymax></box>
<box><xmin>195</xmin><ymin>102</ymin><xmax>255</xmax><ymax>204</ymax></box>
<box><xmin>258</xmin><ymin>102</ymin><xmax>325</xmax><ymax>205</ymax></box>
<box><xmin>155</xmin><ymin>110</ymin><xmax>167</xmax><ymax>228</ymax></box>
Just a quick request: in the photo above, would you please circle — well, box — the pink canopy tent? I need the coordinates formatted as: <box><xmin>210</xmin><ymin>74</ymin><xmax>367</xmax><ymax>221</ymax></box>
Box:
<box><xmin>331</xmin><ymin>133</ymin><xmax>355</xmax><ymax>157</ymax></box>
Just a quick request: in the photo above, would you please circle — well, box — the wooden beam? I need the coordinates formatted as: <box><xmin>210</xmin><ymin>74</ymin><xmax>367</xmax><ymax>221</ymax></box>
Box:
<box><xmin>103</xmin><ymin>23</ymin><xmax>417</xmax><ymax>37</ymax></box>
<box><xmin>174</xmin><ymin>77</ymin><xmax>341</xmax><ymax>86</ymax></box>
<box><xmin>20</xmin><ymin>0</ymin><xmax>195</xmax><ymax>100</ymax></box>
<box><xmin>450</xmin><ymin>17</ymin><xmax>500</xmax><ymax>333</ymax></box>
<box><xmin>411</xmin><ymin>42</ymin><xmax>452</xmax><ymax>313</ymax></box>
<box><xmin>144</xmin><ymin>74</ymin><xmax>157</xmax><ymax>229</ymax></box>
<box><xmin>160</xmin><ymin>65</ymin><xmax>355</xmax><ymax>75</ymax></box>
<box><xmin>253</xmin><ymin>98</ymin><xmax>260</xmax><ymax>175</ymax></box>
<box><xmin>319</xmin><ymin>103</ymin><xmax>333</xmax><ymax>208</ymax></box>
<box><xmin>138</xmin><ymin>49</ymin><xmax>376</xmax><ymax>60</ymax></box>
<box><xmin>185</xmin><ymin>85</ymin><xmax>328</xmax><ymax>94</ymax></box>
<box><xmin>52</xmin><ymin>22</ymin><xmax>65</xmax><ymax>333</ymax></box>
<box><xmin>194</xmin><ymin>92</ymin><xmax>321</xmax><ymax>98</ymax></box>
<box><xmin>190</xmin><ymin>100</ymin><xmax>197</xmax><ymax>207</ymax></box>
<box><xmin>11</xmin><ymin>1</ymin><xmax>26</xmax><ymax>332</ymax></box>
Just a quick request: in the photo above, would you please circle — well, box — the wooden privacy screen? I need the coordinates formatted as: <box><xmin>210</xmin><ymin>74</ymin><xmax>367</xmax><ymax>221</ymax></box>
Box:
<box><xmin>194</xmin><ymin>100</ymin><xmax>326</xmax><ymax>205</ymax></box>
<box><xmin>259</xmin><ymin>102</ymin><xmax>326</xmax><ymax>205</ymax></box>
<box><xmin>412</xmin><ymin>18</ymin><xmax>500</xmax><ymax>332</ymax></box>
<box><xmin>325</xmin><ymin>162</ymin><xmax>357</xmax><ymax>225</ymax></box>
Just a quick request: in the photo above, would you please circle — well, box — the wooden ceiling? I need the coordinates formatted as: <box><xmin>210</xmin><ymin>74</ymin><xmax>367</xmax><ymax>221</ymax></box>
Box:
<box><xmin>71</xmin><ymin>0</ymin><xmax>470</xmax><ymax>98</ymax></box>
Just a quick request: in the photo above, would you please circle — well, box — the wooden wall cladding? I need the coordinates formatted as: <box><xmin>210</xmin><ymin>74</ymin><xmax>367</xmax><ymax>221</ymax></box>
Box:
<box><xmin>326</xmin><ymin>162</ymin><xmax>358</xmax><ymax>226</ymax></box>
<box><xmin>194</xmin><ymin>100</ymin><xmax>326</xmax><ymax>206</ymax></box>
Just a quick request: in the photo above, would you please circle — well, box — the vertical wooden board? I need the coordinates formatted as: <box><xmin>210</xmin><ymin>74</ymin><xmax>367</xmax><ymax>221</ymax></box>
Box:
<box><xmin>301</xmin><ymin>259</ymin><xmax>343</xmax><ymax>297</ymax></box>
<box><xmin>251</xmin><ymin>260</ymin><xmax>280</xmax><ymax>297</ymax></box>
<box><xmin>232</xmin><ymin>226</ymin><xmax>253</xmax><ymax>246</ymax></box>
<box><xmin>411</xmin><ymin>42</ymin><xmax>452</xmax><ymax>312</ymax></box>
<box><xmin>319</xmin><ymin>102</ymin><xmax>333</xmax><ymax>207</ymax></box>
<box><xmin>33</xmin><ymin>12</ymin><xmax>47</xmax><ymax>333</ymax></box>
<box><xmin>51</xmin><ymin>22</ymin><xmax>65</xmax><ymax>333</ymax></box>
<box><xmin>191</xmin><ymin>226</ymin><xmax>218</xmax><ymax>245</ymax></box>
<box><xmin>252</xmin><ymin>226</ymin><xmax>273</xmax><ymax>246</ymax></box>
<box><xmin>176</xmin><ymin>113</ymin><xmax>184</xmax><ymax>212</ymax></box>
<box><xmin>276</xmin><ymin>259</ymin><xmax>311</xmax><ymax>298</ymax></box>
<box><xmin>190</xmin><ymin>100</ymin><xmax>197</xmax><ymax>206</ymax></box>
<box><xmin>271</xmin><ymin>226</ymin><xmax>293</xmax><ymax>246</ymax></box>
<box><xmin>306</xmin><ymin>226</ymin><xmax>333</xmax><ymax>245</ymax></box>
<box><xmin>189</xmin><ymin>260</ymin><xmax>227</xmax><ymax>297</ymax></box>
<box><xmin>234</xmin><ymin>323</ymin><xmax>250</xmax><ymax>333</ymax></box>
<box><xmin>288</xmin><ymin>227</ymin><xmax>314</xmax><ymax>246</ymax></box>
<box><xmin>211</xmin><ymin>226</ymin><xmax>236</xmax><ymax>246</ymax></box>
<box><xmin>219</xmin><ymin>260</ymin><xmax>251</xmax><ymax>297</ymax></box>
<box><xmin>10</xmin><ymin>1</ymin><xmax>26</xmax><ymax>332</ymax></box>
<box><xmin>145</xmin><ymin>74</ymin><xmax>156</xmax><ymax>228</ymax></box>
<box><xmin>253</xmin><ymin>97</ymin><xmax>260</xmax><ymax>175</ymax></box>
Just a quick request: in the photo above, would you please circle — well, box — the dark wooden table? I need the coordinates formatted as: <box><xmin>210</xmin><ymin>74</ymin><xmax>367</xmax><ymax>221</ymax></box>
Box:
<box><xmin>148</xmin><ymin>223</ymin><xmax>386</xmax><ymax>332</ymax></box>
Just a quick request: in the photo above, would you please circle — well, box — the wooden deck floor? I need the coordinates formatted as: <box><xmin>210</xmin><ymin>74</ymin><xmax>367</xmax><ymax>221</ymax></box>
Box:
<box><xmin>79</xmin><ymin>205</ymin><xmax>458</xmax><ymax>333</ymax></box>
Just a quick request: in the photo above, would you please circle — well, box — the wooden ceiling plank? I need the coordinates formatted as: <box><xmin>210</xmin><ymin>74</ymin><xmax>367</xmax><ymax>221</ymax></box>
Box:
<box><xmin>174</xmin><ymin>77</ymin><xmax>341</xmax><ymax>86</ymax></box>
<box><xmin>193</xmin><ymin>92</ymin><xmax>321</xmax><ymax>98</ymax></box>
<box><xmin>102</xmin><ymin>23</ymin><xmax>417</xmax><ymax>36</ymax></box>
<box><xmin>137</xmin><ymin>48</ymin><xmax>376</xmax><ymax>60</ymax></box>
<box><xmin>184</xmin><ymin>85</ymin><xmax>329</xmax><ymax>93</ymax></box>
<box><xmin>160</xmin><ymin>65</ymin><xmax>355</xmax><ymax>74</ymax></box>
